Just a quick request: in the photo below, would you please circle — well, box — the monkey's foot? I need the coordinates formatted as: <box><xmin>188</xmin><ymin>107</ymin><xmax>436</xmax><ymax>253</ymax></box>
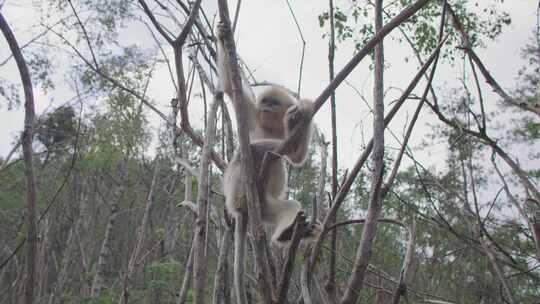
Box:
<box><xmin>276</xmin><ymin>211</ymin><xmax>307</xmax><ymax>242</ymax></box>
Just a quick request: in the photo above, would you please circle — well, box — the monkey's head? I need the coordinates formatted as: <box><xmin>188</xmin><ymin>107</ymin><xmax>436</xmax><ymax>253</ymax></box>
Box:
<box><xmin>256</xmin><ymin>87</ymin><xmax>296</xmax><ymax>138</ymax></box>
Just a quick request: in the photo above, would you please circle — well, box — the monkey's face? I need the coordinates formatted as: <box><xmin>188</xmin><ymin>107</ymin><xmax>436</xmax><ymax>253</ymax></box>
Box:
<box><xmin>258</xmin><ymin>97</ymin><xmax>287</xmax><ymax>135</ymax></box>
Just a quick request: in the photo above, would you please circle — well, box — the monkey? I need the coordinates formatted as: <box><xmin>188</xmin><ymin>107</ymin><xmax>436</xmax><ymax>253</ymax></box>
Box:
<box><xmin>223</xmin><ymin>117</ymin><xmax>317</xmax><ymax>245</ymax></box>
<box><xmin>216</xmin><ymin>21</ymin><xmax>320</xmax><ymax>247</ymax></box>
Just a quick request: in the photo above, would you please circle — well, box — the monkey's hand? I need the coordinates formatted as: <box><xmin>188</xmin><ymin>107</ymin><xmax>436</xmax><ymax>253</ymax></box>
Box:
<box><xmin>285</xmin><ymin>99</ymin><xmax>313</xmax><ymax>131</ymax></box>
<box><xmin>302</xmin><ymin>218</ymin><xmax>322</xmax><ymax>240</ymax></box>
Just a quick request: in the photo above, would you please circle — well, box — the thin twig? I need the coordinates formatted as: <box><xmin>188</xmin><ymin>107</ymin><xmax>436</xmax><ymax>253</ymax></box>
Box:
<box><xmin>67</xmin><ymin>0</ymin><xmax>100</xmax><ymax>70</ymax></box>
<box><xmin>284</xmin><ymin>0</ymin><xmax>306</xmax><ymax>95</ymax></box>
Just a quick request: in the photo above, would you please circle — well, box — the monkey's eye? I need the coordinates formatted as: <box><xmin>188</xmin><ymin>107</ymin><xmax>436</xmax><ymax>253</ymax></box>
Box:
<box><xmin>262</xmin><ymin>98</ymin><xmax>279</xmax><ymax>107</ymax></box>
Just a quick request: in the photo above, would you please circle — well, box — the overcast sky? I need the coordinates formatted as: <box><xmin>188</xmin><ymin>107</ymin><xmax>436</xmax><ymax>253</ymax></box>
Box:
<box><xmin>1</xmin><ymin>0</ymin><xmax>538</xmax><ymax>172</ymax></box>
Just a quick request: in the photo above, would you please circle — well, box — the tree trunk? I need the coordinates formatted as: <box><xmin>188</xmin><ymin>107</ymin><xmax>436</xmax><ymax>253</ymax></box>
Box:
<box><xmin>0</xmin><ymin>12</ymin><xmax>37</xmax><ymax>304</ymax></box>
<box><xmin>327</xmin><ymin>0</ymin><xmax>339</xmax><ymax>297</ymax></box>
<box><xmin>90</xmin><ymin>163</ymin><xmax>126</xmax><ymax>299</ymax></box>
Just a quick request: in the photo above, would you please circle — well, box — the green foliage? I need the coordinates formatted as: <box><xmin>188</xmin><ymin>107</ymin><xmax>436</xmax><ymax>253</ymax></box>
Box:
<box><xmin>79</xmin><ymin>46</ymin><xmax>154</xmax><ymax>93</ymax></box>
<box><xmin>48</xmin><ymin>0</ymin><xmax>134</xmax><ymax>43</ymax></box>
<box><xmin>0</xmin><ymin>77</ymin><xmax>21</xmax><ymax>110</ymax></box>
<box><xmin>318</xmin><ymin>0</ymin><xmax>511</xmax><ymax>62</ymax></box>
<box><xmin>36</xmin><ymin>105</ymin><xmax>77</xmax><ymax>150</ymax></box>
<box><xmin>27</xmin><ymin>50</ymin><xmax>55</xmax><ymax>92</ymax></box>
<box><xmin>88</xmin><ymin>294</ymin><xmax>116</xmax><ymax>304</ymax></box>
<box><xmin>0</xmin><ymin>162</ymin><xmax>25</xmax><ymax>211</ymax></box>
<box><xmin>147</xmin><ymin>261</ymin><xmax>182</xmax><ymax>276</ymax></box>
<box><xmin>77</xmin><ymin>46</ymin><xmax>153</xmax><ymax>167</ymax></box>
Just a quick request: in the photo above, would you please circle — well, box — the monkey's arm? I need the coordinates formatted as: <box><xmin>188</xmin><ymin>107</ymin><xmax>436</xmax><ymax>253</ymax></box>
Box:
<box><xmin>284</xmin><ymin>99</ymin><xmax>313</xmax><ymax>165</ymax></box>
<box><xmin>216</xmin><ymin>23</ymin><xmax>257</xmax><ymax>130</ymax></box>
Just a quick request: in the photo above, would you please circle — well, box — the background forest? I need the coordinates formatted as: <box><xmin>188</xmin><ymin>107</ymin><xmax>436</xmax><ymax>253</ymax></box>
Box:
<box><xmin>0</xmin><ymin>0</ymin><xmax>539</xmax><ymax>303</ymax></box>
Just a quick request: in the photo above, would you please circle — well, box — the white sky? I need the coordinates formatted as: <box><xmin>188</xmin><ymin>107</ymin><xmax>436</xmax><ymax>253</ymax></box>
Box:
<box><xmin>0</xmin><ymin>0</ymin><xmax>538</xmax><ymax>175</ymax></box>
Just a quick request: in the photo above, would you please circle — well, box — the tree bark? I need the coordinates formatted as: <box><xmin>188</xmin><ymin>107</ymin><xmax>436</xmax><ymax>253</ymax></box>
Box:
<box><xmin>192</xmin><ymin>95</ymin><xmax>221</xmax><ymax>304</ymax></box>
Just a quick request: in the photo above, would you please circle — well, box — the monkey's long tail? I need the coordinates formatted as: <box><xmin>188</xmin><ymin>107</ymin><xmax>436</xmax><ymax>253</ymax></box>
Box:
<box><xmin>234</xmin><ymin>214</ymin><xmax>248</xmax><ymax>304</ymax></box>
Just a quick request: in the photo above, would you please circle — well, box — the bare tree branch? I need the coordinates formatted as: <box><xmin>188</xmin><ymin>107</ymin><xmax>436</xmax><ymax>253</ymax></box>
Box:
<box><xmin>67</xmin><ymin>0</ymin><xmax>100</xmax><ymax>70</ymax></box>
<box><xmin>175</xmin><ymin>0</ymin><xmax>202</xmax><ymax>46</ymax></box>
<box><xmin>310</xmin><ymin>33</ymin><xmax>445</xmax><ymax>270</ymax></box>
<box><xmin>138</xmin><ymin>0</ymin><xmax>175</xmax><ymax>44</ymax></box>
<box><xmin>445</xmin><ymin>3</ymin><xmax>540</xmax><ymax>117</ymax></box>
<box><xmin>216</xmin><ymin>2</ymin><xmax>275</xmax><ymax>303</ymax></box>
<box><xmin>277</xmin><ymin>213</ymin><xmax>306</xmax><ymax>303</ymax></box>
<box><xmin>340</xmin><ymin>1</ymin><xmax>385</xmax><ymax>301</ymax></box>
